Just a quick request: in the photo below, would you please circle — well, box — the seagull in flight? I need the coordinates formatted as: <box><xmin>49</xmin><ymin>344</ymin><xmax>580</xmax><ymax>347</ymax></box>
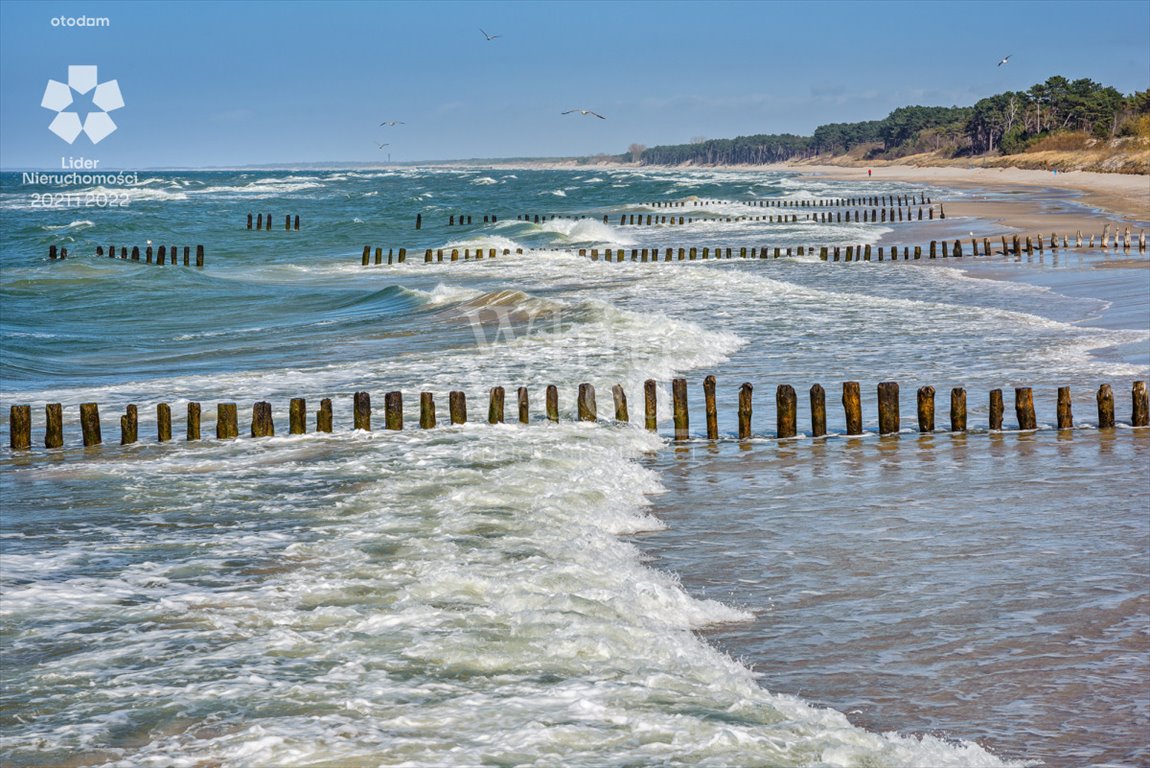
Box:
<box><xmin>480</xmin><ymin>28</ymin><xmax>500</xmax><ymax>40</ymax></box>
<box><xmin>563</xmin><ymin>109</ymin><xmax>606</xmax><ymax>119</ymax></box>
<box><xmin>997</xmin><ymin>54</ymin><xmax>1011</xmax><ymax>66</ymax></box>
<box><xmin>375</xmin><ymin>142</ymin><xmax>390</xmax><ymax>150</ymax></box>
<box><xmin>379</xmin><ymin>120</ymin><xmax>405</xmax><ymax>126</ymax></box>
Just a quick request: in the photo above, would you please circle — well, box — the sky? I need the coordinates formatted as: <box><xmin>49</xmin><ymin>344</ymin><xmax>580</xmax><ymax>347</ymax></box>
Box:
<box><xmin>1</xmin><ymin>0</ymin><xmax>1147</xmax><ymax>169</ymax></box>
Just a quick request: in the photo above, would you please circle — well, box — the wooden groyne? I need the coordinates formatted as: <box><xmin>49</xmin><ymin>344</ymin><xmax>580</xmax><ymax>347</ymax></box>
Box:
<box><xmin>360</xmin><ymin>245</ymin><xmax>525</xmax><ymax>265</ymax></box>
<box><xmin>55</xmin><ymin>244</ymin><xmax>206</xmax><ymax>267</ymax></box>
<box><xmin>8</xmin><ymin>379</ymin><xmax>1148</xmax><ymax>452</ymax></box>
<box><xmin>247</xmin><ymin>213</ymin><xmax>301</xmax><ymax>231</ymax></box>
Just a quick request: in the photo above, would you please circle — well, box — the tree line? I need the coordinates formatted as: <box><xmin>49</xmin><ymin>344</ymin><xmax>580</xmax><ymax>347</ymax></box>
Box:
<box><xmin>633</xmin><ymin>76</ymin><xmax>1148</xmax><ymax>166</ymax></box>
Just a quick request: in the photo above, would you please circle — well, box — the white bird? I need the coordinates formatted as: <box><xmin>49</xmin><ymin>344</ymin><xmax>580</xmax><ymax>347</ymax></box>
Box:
<box><xmin>379</xmin><ymin>121</ymin><xmax>405</xmax><ymax>126</ymax></box>
<box><xmin>563</xmin><ymin>109</ymin><xmax>606</xmax><ymax>119</ymax></box>
<box><xmin>480</xmin><ymin>28</ymin><xmax>500</xmax><ymax>40</ymax></box>
<box><xmin>997</xmin><ymin>54</ymin><xmax>1011</xmax><ymax>66</ymax></box>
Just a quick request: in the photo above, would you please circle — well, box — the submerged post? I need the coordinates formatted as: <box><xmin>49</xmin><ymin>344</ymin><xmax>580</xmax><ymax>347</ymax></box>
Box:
<box><xmin>842</xmin><ymin>381</ymin><xmax>862</xmax><ymax>435</ymax></box>
<box><xmin>120</xmin><ymin>404</ymin><xmax>138</xmax><ymax>445</ymax></box>
<box><xmin>354</xmin><ymin>391</ymin><xmax>371</xmax><ymax>431</ymax></box>
<box><xmin>488</xmin><ymin>387</ymin><xmax>504</xmax><ymax>425</ymax></box>
<box><xmin>989</xmin><ymin>389</ymin><xmax>1004</xmax><ymax>431</ymax></box>
<box><xmin>776</xmin><ymin>384</ymin><xmax>797</xmax><ymax>439</ymax></box>
<box><xmin>449</xmin><ymin>391</ymin><xmax>467</xmax><ymax>425</ymax></box>
<box><xmin>738</xmin><ymin>383</ymin><xmax>753</xmax><ymax>439</ymax></box>
<box><xmin>950</xmin><ymin>388</ymin><xmax>967</xmax><ymax>432</ymax></box>
<box><xmin>644</xmin><ymin>379</ymin><xmax>657</xmax><ymax>431</ymax></box>
<box><xmin>187</xmin><ymin>402</ymin><xmax>201</xmax><ymax>441</ymax></box>
<box><xmin>217</xmin><ymin>403</ymin><xmax>239</xmax><ymax>439</ymax></box>
<box><xmin>1015</xmin><ymin>387</ymin><xmax>1036</xmax><ymax>431</ymax></box>
<box><xmin>317</xmin><ymin>398</ymin><xmax>333</xmax><ymax>433</ymax></box>
<box><xmin>703</xmin><ymin>375</ymin><xmax>718</xmax><ymax>439</ymax></box>
<box><xmin>612</xmin><ymin>384</ymin><xmax>629</xmax><ymax>423</ymax></box>
<box><xmin>385</xmin><ymin>391</ymin><xmax>404</xmax><ymax>430</ymax></box>
<box><xmin>1133</xmin><ymin>381</ymin><xmax>1149</xmax><ymax>427</ymax></box>
<box><xmin>577</xmin><ymin>383</ymin><xmax>596</xmax><ymax>421</ymax></box>
<box><xmin>1097</xmin><ymin>384</ymin><xmax>1115</xmax><ymax>429</ymax></box>
<box><xmin>45</xmin><ymin>403</ymin><xmax>64</xmax><ymax>449</ymax></box>
<box><xmin>877</xmin><ymin>382</ymin><xmax>899</xmax><ymax>435</ymax></box>
<box><xmin>1057</xmin><ymin>387</ymin><xmax>1073</xmax><ymax>430</ymax></box>
<box><xmin>517</xmin><ymin>387</ymin><xmax>529</xmax><ymax>424</ymax></box>
<box><xmin>80</xmin><ymin>403</ymin><xmax>101</xmax><ymax>446</ymax></box>
<box><xmin>917</xmin><ymin>385</ymin><xmax>935</xmax><ymax>432</ymax></box>
<box><xmin>672</xmin><ymin>378</ymin><xmax>689</xmax><ymax>440</ymax></box>
<box><xmin>290</xmin><ymin>398</ymin><xmax>306</xmax><ymax>434</ymax></box>
<box><xmin>810</xmin><ymin>384</ymin><xmax>826</xmax><ymax>437</ymax></box>
<box><xmin>546</xmin><ymin>384</ymin><xmax>559</xmax><ymax>423</ymax></box>
<box><xmin>420</xmin><ymin>392</ymin><xmax>436</xmax><ymax>428</ymax></box>
<box><xmin>157</xmin><ymin>403</ymin><xmax>172</xmax><ymax>442</ymax></box>
<box><xmin>10</xmin><ymin>405</ymin><xmax>32</xmax><ymax>450</ymax></box>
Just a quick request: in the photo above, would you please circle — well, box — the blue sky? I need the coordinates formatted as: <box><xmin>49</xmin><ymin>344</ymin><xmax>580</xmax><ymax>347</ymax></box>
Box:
<box><xmin>1</xmin><ymin>0</ymin><xmax>1147</xmax><ymax>168</ymax></box>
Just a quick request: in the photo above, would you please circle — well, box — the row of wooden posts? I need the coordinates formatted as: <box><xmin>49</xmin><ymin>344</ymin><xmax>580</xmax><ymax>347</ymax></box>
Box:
<box><xmin>646</xmin><ymin>194</ymin><xmax>931</xmax><ymax>208</ymax></box>
<box><xmin>50</xmin><ymin>244</ymin><xmax>206</xmax><ymax>266</ymax></box>
<box><xmin>246</xmin><ymin>213</ymin><xmax>301</xmax><ymax>231</ymax></box>
<box><xmin>361</xmin><ymin>245</ymin><xmax>525</xmax><ymax>265</ymax></box>
<box><xmin>8</xmin><ymin>379</ymin><xmax>1148</xmax><ymax>451</ymax></box>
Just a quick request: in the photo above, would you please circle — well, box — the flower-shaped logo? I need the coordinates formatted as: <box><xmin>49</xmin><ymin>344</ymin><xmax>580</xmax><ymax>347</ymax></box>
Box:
<box><xmin>41</xmin><ymin>65</ymin><xmax>124</xmax><ymax>144</ymax></box>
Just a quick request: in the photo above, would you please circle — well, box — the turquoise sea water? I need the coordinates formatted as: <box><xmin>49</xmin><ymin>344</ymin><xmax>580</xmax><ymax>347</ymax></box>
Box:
<box><xmin>1</xmin><ymin>167</ymin><xmax>1147</xmax><ymax>767</ymax></box>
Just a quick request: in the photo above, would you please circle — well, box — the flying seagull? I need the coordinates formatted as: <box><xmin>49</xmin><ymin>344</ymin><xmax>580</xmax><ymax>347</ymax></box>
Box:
<box><xmin>997</xmin><ymin>54</ymin><xmax>1011</xmax><ymax>66</ymax></box>
<box><xmin>480</xmin><ymin>28</ymin><xmax>500</xmax><ymax>40</ymax></box>
<box><xmin>563</xmin><ymin>109</ymin><xmax>606</xmax><ymax>119</ymax></box>
<box><xmin>375</xmin><ymin>142</ymin><xmax>390</xmax><ymax>150</ymax></box>
<box><xmin>380</xmin><ymin>121</ymin><xmax>405</xmax><ymax>126</ymax></box>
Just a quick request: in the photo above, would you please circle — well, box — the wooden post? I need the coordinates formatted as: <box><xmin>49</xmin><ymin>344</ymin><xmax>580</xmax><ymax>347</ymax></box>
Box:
<box><xmin>950</xmin><ymin>388</ymin><xmax>967</xmax><ymax>432</ymax></box>
<box><xmin>449</xmin><ymin>391</ymin><xmax>467</xmax><ymax>425</ymax></box>
<box><xmin>247</xmin><ymin>213</ymin><xmax>253</xmax><ymax>230</ymax></box>
<box><xmin>44</xmin><ymin>403</ymin><xmax>64</xmax><ymax>449</ymax></box>
<box><xmin>1015</xmin><ymin>387</ymin><xmax>1036</xmax><ymax>430</ymax></box>
<box><xmin>79</xmin><ymin>403</ymin><xmax>101</xmax><ymax>446</ymax></box>
<box><xmin>738</xmin><ymin>383</ymin><xmax>753</xmax><ymax>439</ymax></box>
<box><xmin>187</xmin><ymin>402</ymin><xmax>201</xmax><ymax>441</ymax></box>
<box><xmin>644</xmin><ymin>379</ymin><xmax>657</xmax><ymax>431</ymax></box>
<box><xmin>776</xmin><ymin>384</ymin><xmax>797</xmax><ymax>438</ymax></box>
<box><xmin>546</xmin><ymin>385</ymin><xmax>559</xmax><ymax>423</ymax></box>
<box><xmin>416</xmin><ymin>392</ymin><xmax>434</xmax><ymax>429</ymax></box>
<box><xmin>386</xmin><ymin>391</ymin><xmax>404</xmax><ymax>430</ymax></box>
<box><xmin>120</xmin><ymin>404</ymin><xmax>138</xmax><ymax>445</ymax></box>
<box><xmin>252</xmin><ymin>401</ymin><xmax>274</xmax><ymax>437</ymax></box>
<box><xmin>810</xmin><ymin>384</ymin><xmax>826</xmax><ymax>437</ymax></box>
<box><xmin>354</xmin><ymin>391</ymin><xmax>371</xmax><ymax>431</ymax></box>
<box><xmin>672</xmin><ymin>378</ymin><xmax>689</xmax><ymax>440</ymax></box>
<box><xmin>1097</xmin><ymin>384</ymin><xmax>1115</xmax><ymax>429</ymax></box>
<box><xmin>577</xmin><ymin>383</ymin><xmax>596</xmax><ymax>421</ymax></box>
<box><xmin>215</xmin><ymin>403</ymin><xmax>238</xmax><ymax>439</ymax></box>
<box><xmin>842</xmin><ymin>381</ymin><xmax>862</xmax><ymax>435</ymax></box>
<box><xmin>989</xmin><ymin>389</ymin><xmax>1004</xmax><ymax>431</ymax></box>
<box><xmin>415</xmin><ymin>213</ymin><xmax>422</xmax><ymax>230</ymax></box>
<box><xmin>703</xmin><ymin>375</ymin><xmax>718</xmax><ymax>439</ymax></box>
<box><xmin>285</xmin><ymin>214</ymin><xmax>291</xmax><ymax>231</ymax></box>
<box><xmin>1132</xmin><ymin>381</ymin><xmax>1149</xmax><ymax>427</ymax></box>
<box><xmin>157</xmin><ymin>403</ymin><xmax>172</xmax><ymax>442</ymax></box>
<box><xmin>294</xmin><ymin>215</ymin><xmax>300</xmax><ymax>231</ymax></box>
<box><xmin>516</xmin><ymin>387</ymin><xmax>529</xmax><ymax>424</ymax></box>
<box><xmin>256</xmin><ymin>213</ymin><xmax>263</xmax><ymax>229</ymax></box>
<box><xmin>612</xmin><ymin>384</ymin><xmax>629</xmax><ymax>423</ymax></box>
<box><xmin>10</xmin><ymin>405</ymin><xmax>31</xmax><ymax>450</ymax></box>
<box><xmin>196</xmin><ymin>245</ymin><xmax>204</xmax><ymax>268</ymax></box>
<box><xmin>289</xmin><ymin>398</ymin><xmax>306</xmax><ymax>434</ymax></box>
<box><xmin>877</xmin><ymin>382</ymin><xmax>899</xmax><ymax>435</ymax></box>
<box><xmin>1057</xmin><ymin>387</ymin><xmax>1073</xmax><ymax>430</ymax></box>
<box><xmin>264</xmin><ymin>213</ymin><xmax>271</xmax><ymax>231</ymax></box>
<box><xmin>488</xmin><ymin>387</ymin><xmax>505</xmax><ymax>424</ymax></box>
<box><xmin>917</xmin><ymin>386</ymin><xmax>935</xmax><ymax>432</ymax></box>
<box><xmin>317</xmin><ymin>398</ymin><xmax>333</xmax><ymax>433</ymax></box>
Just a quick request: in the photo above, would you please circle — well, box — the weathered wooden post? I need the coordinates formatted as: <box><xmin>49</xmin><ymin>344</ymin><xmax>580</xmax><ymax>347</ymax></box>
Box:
<box><xmin>157</xmin><ymin>245</ymin><xmax>167</xmax><ymax>265</ymax></box>
<box><xmin>285</xmin><ymin>214</ymin><xmax>291</xmax><ymax>231</ymax></box>
<box><xmin>543</xmin><ymin>384</ymin><xmax>558</xmax><ymax>423</ymax></box>
<box><xmin>1057</xmin><ymin>387</ymin><xmax>1073</xmax><ymax>430</ymax></box>
<box><xmin>930</xmin><ymin>241</ymin><xmax>937</xmax><ymax>258</ymax></box>
<box><xmin>354</xmin><ymin>391</ymin><xmax>371</xmax><ymax>431</ymax></box>
<box><xmin>643</xmin><ymin>379</ymin><xmax>657</xmax><ymax>431</ymax></box>
<box><xmin>44</xmin><ymin>403</ymin><xmax>64</xmax><ymax>449</ymax></box>
<box><xmin>738</xmin><ymin>383</ymin><xmax>753</xmax><ymax>439</ymax></box>
<box><xmin>842</xmin><ymin>381</ymin><xmax>862</xmax><ymax>435</ymax></box>
<box><xmin>196</xmin><ymin>245</ymin><xmax>204</xmax><ymax>268</ymax></box>
<box><xmin>10</xmin><ymin>405</ymin><xmax>31</xmax><ymax>450</ymax></box>
<box><xmin>386</xmin><ymin>391</ymin><xmax>404</xmax><ymax>430</ymax></box>
<box><xmin>612</xmin><ymin>385</ymin><xmax>629</xmax><ymax>423</ymax></box>
<box><xmin>703</xmin><ymin>375</ymin><xmax>718</xmax><ymax>439</ymax></box>
<box><xmin>289</xmin><ymin>398</ymin><xmax>306</xmax><ymax>434</ymax></box>
<box><xmin>415</xmin><ymin>213</ymin><xmax>422</xmax><ymax>230</ymax></box>
<box><xmin>449</xmin><ymin>391</ymin><xmax>467</xmax><ymax>424</ymax></box>
<box><xmin>917</xmin><ymin>386</ymin><xmax>935</xmax><ymax>432</ymax></box>
<box><xmin>121</xmin><ymin>404</ymin><xmax>138</xmax><ymax>445</ymax></box>
<box><xmin>187</xmin><ymin>402</ymin><xmax>201</xmax><ymax>441</ymax></box>
<box><xmin>317</xmin><ymin>398</ymin><xmax>333</xmax><ymax>433</ymax></box>
<box><xmin>950</xmin><ymin>388</ymin><xmax>967</xmax><ymax>432</ymax></box>
<box><xmin>777</xmin><ymin>384</ymin><xmax>797</xmax><ymax>439</ymax></box>
<box><xmin>1097</xmin><ymin>384</ymin><xmax>1115</xmax><ymax>429</ymax></box>
<box><xmin>672</xmin><ymin>378</ymin><xmax>689</xmax><ymax>440</ymax></box>
<box><xmin>488</xmin><ymin>387</ymin><xmax>505</xmax><ymax>425</ymax></box>
<box><xmin>577</xmin><ymin>383</ymin><xmax>597</xmax><ymax>421</ymax></box>
<box><xmin>417</xmin><ymin>393</ymin><xmax>435</xmax><ymax>429</ymax></box>
<box><xmin>1133</xmin><ymin>381</ymin><xmax>1149</xmax><ymax>426</ymax></box>
<box><xmin>79</xmin><ymin>403</ymin><xmax>101</xmax><ymax>446</ymax></box>
<box><xmin>1015</xmin><ymin>387</ymin><xmax>1036</xmax><ymax>430</ymax></box>
<box><xmin>294</xmin><ymin>215</ymin><xmax>300</xmax><ymax>231</ymax></box>
<box><xmin>251</xmin><ymin>401</ymin><xmax>274</xmax><ymax>437</ymax></box>
<box><xmin>810</xmin><ymin>384</ymin><xmax>826</xmax><ymax>437</ymax></box>
<box><xmin>157</xmin><ymin>403</ymin><xmax>172</xmax><ymax>442</ymax></box>
<box><xmin>989</xmin><ymin>389</ymin><xmax>1004</xmax><ymax>431</ymax></box>
<box><xmin>247</xmin><ymin>213</ymin><xmax>253</xmax><ymax>230</ymax></box>
<box><xmin>877</xmin><ymin>382</ymin><xmax>899</xmax><ymax>435</ymax></box>
<box><xmin>256</xmin><ymin>213</ymin><xmax>263</xmax><ymax>230</ymax></box>
<box><xmin>215</xmin><ymin>403</ymin><xmax>237</xmax><ymax>439</ymax></box>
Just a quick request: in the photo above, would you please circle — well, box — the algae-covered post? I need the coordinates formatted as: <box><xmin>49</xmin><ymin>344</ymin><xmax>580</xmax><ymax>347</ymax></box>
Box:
<box><xmin>1097</xmin><ymin>384</ymin><xmax>1115</xmax><ymax>429</ymax></box>
<box><xmin>80</xmin><ymin>403</ymin><xmax>101</xmax><ymax>446</ymax></box>
<box><xmin>842</xmin><ymin>381</ymin><xmax>862</xmax><ymax>435</ymax></box>
<box><xmin>950</xmin><ymin>388</ymin><xmax>967</xmax><ymax>433</ymax></box>
<box><xmin>290</xmin><ymin>398</ymin><xmax>307</xmax><ymax>434</ymax></box>
<box><xmin>354</xmin><ymin>392</ymin><xmax>371</xmax><ymax>431</ymax></box>
<box><xmin>877</xmin><ymin>382</ymin><xmax>899</xmax><ymax>435</ymax></box>
<box><xmin>672</xmin><ymin>378</ymin><xmax>689</xmax><ymax>440</ymax></box>
<box><xmin>187</xmin><ymin>402</ymin><xmax>201</xmax><ymax>441</ymax></box>
<box><xmin>644</xmin><ymin>379</ymin><xmax>657</xmax><ymax>431</ymax></box>
<box><xmin>386</xmin><ymin>391</ymin><xmax>404</xmax><ymax>430</ymax></box>
<box><xmin>251</xmin><ymin>402</ymin><xmax>274</xmax><ymax>437</ymax></box>
<box><xmin>612</xmin><ymin>384</ymin><xmax>629</xmax><ymax>423</ymax></box>
<box><xmin>45</xmin><ymin>403</ymin><xmax>63</xmax><ymax>449</ymax></box>
<box><xmin>518</xmin><ymin>387</ymin><xmax>530</xmax><ymax>424</ymax></box>
<box><xmin>449</xmin><ymin>391</ymin><xmax>467</xmax><ymax>425</ymax></box>
<box><xmin>917</xmin><ymin>386</ymin><xmax>935</xmax><ymax>433</ymax></box>
<box><xmin>1015</xmin><ymin>388</ymin><xmax>1036</xmax><ymax>431</ymax></box>
<box><xmin>1133</xmin><ymin>381</ymin><xmax>1149</xmax><ymax>426</ymax></box>
<box><xmin>157</xmin><ymin>403</ymin><xmax>172</xmax><ymax>442</ymax></box>
<box><xmin>810</xmin><ymin>384</ymin><xmax>827</xmax><ymax>437</ymax></box>
<box><xmin>1057</xmin><ymin>387</ymin><xmax>1073</xmax><ymax>430</ymax></box>
<box><xmin>546</xmin><ymin>385</ymin><xmax>559</xmax><ymax>423</ymax></box>
<box><xmin>488</xmin><ymin>387</ymin><xmax>504</xmax><ymax>425</ymax></box>
<box><xmin>120</xmin><ymin>404</ymin><xmax>138</xmax><ymax>445</ymax></box>
<box><xmin>776</xmin><ymin>384</ymin><xmax>797</xmax><ymax>439</ymax></box>
<box><xmin>988</xmin><ymin>389</ymin><xmax>1004</xmax><ymax>431</ymax></box>
<box><xmin>317</xmin><ymin>398</ymin><xmax>333</xmax><ymax>433</ymax></box>
<box><xmin>10</xmin><ymin>405</ymin><xmax>32</xmax><ymax>450</ymax></box>
<box><xmin>578</xmin><ymin>383</ymin><xmax>596</xmax><ymax>422</ymax></box>
<box><xmin>703</xmin><ymin>375</ymin><xmax>718</xmax><ymax>440</ymax></box>
<box><xmin>738</xmin><ymin>383</ymin><xmax>753</xmax><ymax>440</ymax></box>
<box><xmin>420</xmin><ymin>393</ymin><xmax>436</xmax><ymax>429</ymax></box>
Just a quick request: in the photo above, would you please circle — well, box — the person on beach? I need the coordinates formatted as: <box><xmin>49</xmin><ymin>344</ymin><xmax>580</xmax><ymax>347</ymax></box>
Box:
<box><xmin>867</xmin><ymin>169</ymin><xmax>872</xmax><ymax>177</ymax></box>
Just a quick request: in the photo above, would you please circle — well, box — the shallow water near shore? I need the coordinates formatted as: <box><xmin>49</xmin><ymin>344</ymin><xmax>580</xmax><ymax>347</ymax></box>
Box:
<box><xmin>1</xmin><ymin>167</ymin><xmax>1147</xmax><ymax>767</ymax></box>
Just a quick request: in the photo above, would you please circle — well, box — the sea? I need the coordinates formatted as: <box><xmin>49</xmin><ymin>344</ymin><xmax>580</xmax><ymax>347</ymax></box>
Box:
<box><xmin>1</xmin><ymin>166</ymin><xmax>1147</xmax><ymax>768</ymax></box>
